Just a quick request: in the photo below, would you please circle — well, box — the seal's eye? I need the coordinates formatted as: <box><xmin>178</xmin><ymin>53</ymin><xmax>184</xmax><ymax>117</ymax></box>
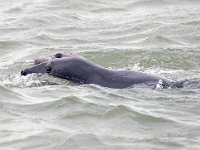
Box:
<box><xmin>46</xmin><ymin>66</ymin><xmax>52</xmax><ymax>73</ymax></box>
<box><xmin>55</xmin><ymin>53</ymin><xmax>63</xmax><ymax>58</ymax></box>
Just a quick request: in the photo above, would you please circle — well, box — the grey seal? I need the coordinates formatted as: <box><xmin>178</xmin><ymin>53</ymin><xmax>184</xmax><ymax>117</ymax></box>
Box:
<box><xmin>21</xmin><ymin>54</ymin><xmax>185</xmax><ymax>89</ymax></box>
<box><xmin>26</xmin><ymin>57</ymin><xmax>177</xmax><ymax>88</ymax></box>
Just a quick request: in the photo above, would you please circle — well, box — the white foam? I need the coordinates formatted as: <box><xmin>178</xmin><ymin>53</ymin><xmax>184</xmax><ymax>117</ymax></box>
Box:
<box><xmin>155</xmin><ymin>79</ymin><xmax>165</xmax><ymax>89</ymax></box>
<box><xmin>1</xmin><ymin>73</ymin><xmax>50</xmax><ymax>88</ymax></box>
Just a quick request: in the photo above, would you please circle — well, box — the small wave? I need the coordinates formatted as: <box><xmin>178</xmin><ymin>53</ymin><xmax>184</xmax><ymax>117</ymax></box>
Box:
<box><xmin>28</xmin><ymin>32</ymin><xmax>89</xmax><ymax>46</ymax></box>
<box><xmin>127</xmin><ymin>0</ymin><xmax>200</xmax><ymax>9</ymax></box>
<box><xmin>0</xmin><ymin>40</ymin><xmax>24</xmax><ymax>49</ymax></box>
<box><xmin>102</xmin><ymin>105</ymin><xmax>175</xmax><ymax>123</ymax></box>
<box><xmin>0</xmin><ymin>85</ymin><xmax>33</xmax><ymax>104</ymax></box>
<box><xmin>4</xmin><ymin>6</ymin><xmax>23</xmax><ymax>14</ymax></box>
<box><xmin>181</xmin><ymin>19</ymin><xmax>200</xmax><ymax>26</ymax></box>
<box><xmin>21</xmin><ymin>96</ymin><xmax>87</xmax><ymax>110</ymax></box>
<box><xmin>92</xmin><ymin>7</ymin><xmax>125</xmax><ymax>13</ymax></box>
<box><xmin>61</xmin><ymin>133</ymin><xmax>106</xmax><ymax>149</ymax></box>
<box><xmin>0</xmin><ymin>85</ymin><xmax>22</xmax><ymax>101</ymax></box>
<box><xmin>128</xmin><ymin>0</ymin><xmax>168</xmax><ymax>8</ymax></box>
<box><xmin>0</xmin><ymin>73</ymin><xmax>55</xmax><ymax>88</ymax></box>
<box><xmin>139</xmin><ymin>36</ymin><xmax>185</xmax><ymax>47</ymax></box>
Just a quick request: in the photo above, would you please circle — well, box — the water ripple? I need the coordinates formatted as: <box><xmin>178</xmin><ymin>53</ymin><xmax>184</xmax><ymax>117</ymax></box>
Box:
<box><xmin>1</xmin><ymin>0</ymin><xmax>200</xmax><ymax>149</ymax></box>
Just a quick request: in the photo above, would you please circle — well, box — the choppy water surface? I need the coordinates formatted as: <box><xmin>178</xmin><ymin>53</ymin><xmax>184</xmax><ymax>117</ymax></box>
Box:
<box><xmin>0</xmin><ymin>0</ymin><xmax>200</xmax><ymax>149</ymax></box>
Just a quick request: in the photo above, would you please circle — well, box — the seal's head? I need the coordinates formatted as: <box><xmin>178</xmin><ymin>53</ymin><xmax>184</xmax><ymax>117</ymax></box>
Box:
<box><xmin>45</xmin><ymin>57</ymin><xmax>92</xmax><ymax>83</ymax></box>
<box><xmin>21</xmin><ymin>52</ymin><xmax>84</xmax><ymax>76</ymax></box>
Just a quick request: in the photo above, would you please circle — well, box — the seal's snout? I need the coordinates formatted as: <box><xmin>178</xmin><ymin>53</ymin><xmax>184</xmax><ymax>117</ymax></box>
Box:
<box><xmin>21</xmin><ymin>70</ymin><xmax>26</xmax><ymax>76</ymax></box>
<box><xmin>46</xmin><ymin>66</ymin><xmax>52</xmax><ymax>73</ymax></box>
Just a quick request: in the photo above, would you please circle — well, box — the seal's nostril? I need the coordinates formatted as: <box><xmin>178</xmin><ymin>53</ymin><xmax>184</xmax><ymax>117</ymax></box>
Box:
<box><xmin>21</xmin><ymin>70</ymin><xmax>26</xmax><ymax>76</ymax></box>
<box><xmin>46</xmin><ymin>66</ymin><xmax>52</xmax><ymax>73</ymax></box>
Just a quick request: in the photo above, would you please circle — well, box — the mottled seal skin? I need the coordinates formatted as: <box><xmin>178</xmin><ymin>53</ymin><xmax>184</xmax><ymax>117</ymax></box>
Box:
<box><xmin>43</xmin><ymin>57</ymin><xmax>174</xmax><ymax>89</ymax></box>
<box><xmin>34</xmin><ymin>52</ymin><xmax>83</xmax><ymax>65</ymax></box>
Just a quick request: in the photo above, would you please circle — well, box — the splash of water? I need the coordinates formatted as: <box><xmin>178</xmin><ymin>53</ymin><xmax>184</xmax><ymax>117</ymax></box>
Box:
<box><xmin>0</xmin><ymin>73</ymin><xmax>54</xmax><ymax>88</ymax></box>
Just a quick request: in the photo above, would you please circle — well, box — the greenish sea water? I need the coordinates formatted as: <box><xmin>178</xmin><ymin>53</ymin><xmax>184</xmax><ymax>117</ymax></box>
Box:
<box><xmin>0</xmin><ymin>0</ymin><xmax>200</xmax><ymax>149</ymax></box>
